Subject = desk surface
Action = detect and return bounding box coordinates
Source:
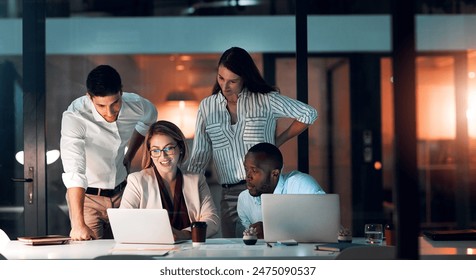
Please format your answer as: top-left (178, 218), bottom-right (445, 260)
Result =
top-left (420, 236), bottom-right (476, 259)
top-left (0, 238), bottom-right (338, 260)
top-left (2, 236), bottom-right (475, 260)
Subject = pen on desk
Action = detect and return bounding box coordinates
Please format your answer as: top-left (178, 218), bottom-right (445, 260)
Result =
top-left (266, 242), bottom-right (273, 248)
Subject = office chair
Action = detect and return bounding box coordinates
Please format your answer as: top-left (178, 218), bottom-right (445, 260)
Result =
top-left (0, 229), bottom-right (10, 246)
top-left (335, 246), bottom-right (396, 260)
top-left (0, 229), bottom-right (11, 259)
top-left (93, 254), bottom-right (156, 260)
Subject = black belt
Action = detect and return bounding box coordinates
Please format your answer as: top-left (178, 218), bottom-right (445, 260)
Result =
top-left (222, 180), bottom-right (246, 188)
top-left (85, 181), bottom-right (127, 197)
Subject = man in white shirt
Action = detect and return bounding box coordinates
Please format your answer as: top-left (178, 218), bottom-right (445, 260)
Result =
top-left (61, 65), bottom-right (157, 240)
top-left (237, 142), bottom-right (325, 238)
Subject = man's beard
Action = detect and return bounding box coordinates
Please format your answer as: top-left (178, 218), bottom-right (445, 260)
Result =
top-left (249, 181), bottom-right (273, 197)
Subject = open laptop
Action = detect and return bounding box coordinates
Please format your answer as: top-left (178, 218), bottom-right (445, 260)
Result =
top-left (107, 208), bottom-right (185, 244)
top-left (261, 193), bottom-right (340, 243)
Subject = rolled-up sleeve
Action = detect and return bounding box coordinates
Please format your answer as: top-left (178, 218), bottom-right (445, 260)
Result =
top-left (270, 92), bottom-right (318, 124)
top-left (135, 98), bottom-right (158, 136)
top-left (60, 112), bottom-right (88, 189)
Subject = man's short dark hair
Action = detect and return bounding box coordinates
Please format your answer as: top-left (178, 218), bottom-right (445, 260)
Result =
top-left (86, 65), bottom-right (122, 97)
top-left (248, 142), bottom-right (283, 170)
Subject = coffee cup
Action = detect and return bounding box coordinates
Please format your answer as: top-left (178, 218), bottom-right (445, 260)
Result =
top-left (191, 221), bottom-right (207, 247)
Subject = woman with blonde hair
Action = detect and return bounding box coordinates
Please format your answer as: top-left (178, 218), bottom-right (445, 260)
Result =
top-left (120, 120), bottom-right (219, 240)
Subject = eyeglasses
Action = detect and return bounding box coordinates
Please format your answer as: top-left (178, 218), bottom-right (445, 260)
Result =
top-left (150, 145), bottom-right (177, 158)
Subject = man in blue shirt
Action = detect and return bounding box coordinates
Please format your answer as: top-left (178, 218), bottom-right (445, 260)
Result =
top-left (237, 142), bottom-right (325, 238)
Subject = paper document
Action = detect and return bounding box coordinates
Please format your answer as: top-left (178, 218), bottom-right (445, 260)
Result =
top-left (110, 243), bottom-right (177, 256)
top-left (199, 244), bottom-right (266, 250)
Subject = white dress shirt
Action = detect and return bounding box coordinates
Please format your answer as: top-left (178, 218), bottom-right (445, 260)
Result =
top-left (61, 92), bottom-right (157, 190)
top-left (237, 171), bottom-right (326, 229)
top-left (187, 89), bottom-right (318, 185)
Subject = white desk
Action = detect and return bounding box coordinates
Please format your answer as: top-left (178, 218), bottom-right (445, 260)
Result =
top-left (2, 237), bottom-right (475, 260)
top-left (0, 239), bottom-right (337, 260)
top-left (420, 236), bottom-right (476, 259)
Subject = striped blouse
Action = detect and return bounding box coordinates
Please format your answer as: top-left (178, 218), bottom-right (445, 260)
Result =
top-left (187, 89), bottom-right (318, 185)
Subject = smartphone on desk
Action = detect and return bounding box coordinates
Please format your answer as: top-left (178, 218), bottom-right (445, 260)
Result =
top-left (276, 239), bottom-right (298, 246)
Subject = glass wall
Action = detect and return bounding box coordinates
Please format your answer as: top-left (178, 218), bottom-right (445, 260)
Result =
top-left (43, 53), bottom-right (347, 236)
top-left (2, 0), bottom-right (475, 251)
top-left (0, 56), bottom-right (23, 238)
top-left (4, 0), bottom-right (476, 19)
top-left (2, 0), bottom-right (393, 18)
top-left (381, 54), bottom-right (476, 231)
top-left (45, 54), bottom-right (224, 235)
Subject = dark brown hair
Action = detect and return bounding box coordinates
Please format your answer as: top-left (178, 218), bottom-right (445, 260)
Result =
top-left (86, 65), bottom-right (122, 97)
top-left (212, 47), bottom-right (276, 95)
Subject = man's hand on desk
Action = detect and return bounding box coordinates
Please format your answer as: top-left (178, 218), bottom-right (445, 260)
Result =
top-left (250, 222), bottom-right (264, 239)
top-left (70, 224), bottom-right (97, 241)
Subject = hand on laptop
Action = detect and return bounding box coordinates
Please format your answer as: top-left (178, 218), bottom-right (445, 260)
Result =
top-left (172, 228), bottom-right (192, 241)
top-left (250, 222), bottom-right (264, 239)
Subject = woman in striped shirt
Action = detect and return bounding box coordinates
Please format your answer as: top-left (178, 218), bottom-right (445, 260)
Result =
top-left (187, 47), bottom-right (318, 237)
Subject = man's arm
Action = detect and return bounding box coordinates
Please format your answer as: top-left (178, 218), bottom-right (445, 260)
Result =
top-left (123, 94), bottom-right (157, 172)
top-left (123, 130), bottom-right (145, 173)
top-left (61, 112), bottom-right (95, 240)
top-left (67, 187), bottom-right (96, 240)
top-left (237, 192), bottom-right (253, 230)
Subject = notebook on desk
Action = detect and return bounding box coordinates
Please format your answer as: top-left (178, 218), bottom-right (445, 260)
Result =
top-left (107, 208), bottom-right (185, 245)
top-left (261, 193), bottom-right (340, 243)
top-left (315, 242), bottom-right (369, 252)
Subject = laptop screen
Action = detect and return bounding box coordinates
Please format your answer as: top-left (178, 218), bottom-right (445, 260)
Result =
top-left (261, 194), bottom-right (340, 243)
top-left (107, 208), bottom-right (180, 244)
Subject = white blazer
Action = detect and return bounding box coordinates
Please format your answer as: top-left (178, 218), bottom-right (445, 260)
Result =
top-left (120, 167), bottom-right (220, 237)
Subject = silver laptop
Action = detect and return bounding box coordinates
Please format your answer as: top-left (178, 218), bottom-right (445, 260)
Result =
top-left (261, 193), bottom-right (340, 243)
top-left (107, 208), bottom-right (184, 244)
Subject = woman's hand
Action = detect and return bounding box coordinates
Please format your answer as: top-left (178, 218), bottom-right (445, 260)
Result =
top-left (275, 120), bottom-right (310, 147)
top-left (172, 228), bottom-right (192, 241)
